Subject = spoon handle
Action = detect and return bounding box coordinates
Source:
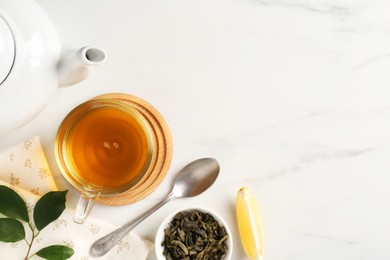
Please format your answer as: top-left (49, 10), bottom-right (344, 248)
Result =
top-left (89, 191), bottom-right (175, 258)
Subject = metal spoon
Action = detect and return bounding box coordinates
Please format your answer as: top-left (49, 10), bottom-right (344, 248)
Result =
top-left (89, 157), bottom-right (220, 257)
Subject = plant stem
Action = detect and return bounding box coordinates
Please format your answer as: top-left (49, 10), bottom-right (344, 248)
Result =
top-left (24, 223), bottom-right (39, 260)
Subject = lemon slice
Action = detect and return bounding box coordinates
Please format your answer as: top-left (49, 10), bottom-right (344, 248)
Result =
top-left (236, 187), bottom-right (264, 259)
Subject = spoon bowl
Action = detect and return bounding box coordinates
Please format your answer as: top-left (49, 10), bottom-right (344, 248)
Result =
top-left (171, 158), bottom-right (219, 197)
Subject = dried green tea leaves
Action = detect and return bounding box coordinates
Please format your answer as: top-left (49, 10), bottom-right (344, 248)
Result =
top-left (162, 210), bottom-right (229, 260)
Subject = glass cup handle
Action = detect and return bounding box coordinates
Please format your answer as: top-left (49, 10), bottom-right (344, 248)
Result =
top-left (74, 192), bottom-right (97, 224)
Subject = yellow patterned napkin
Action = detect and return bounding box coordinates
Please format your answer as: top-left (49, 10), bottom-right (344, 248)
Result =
top-left (0, 136), bottom-right (153, 259)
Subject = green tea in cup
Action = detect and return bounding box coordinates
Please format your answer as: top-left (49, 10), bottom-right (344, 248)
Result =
top-left (55, 98), bottom-right (155, 223)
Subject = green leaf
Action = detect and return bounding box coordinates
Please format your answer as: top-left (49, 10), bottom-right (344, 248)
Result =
top-left (0, 218), bottom-right (25, 242)
top-left (0, 185), bottom-right (29, 222)
top-left (33, 190), bottom-right (68, 231)
top-left (36, 245), bottom-right (74, 260)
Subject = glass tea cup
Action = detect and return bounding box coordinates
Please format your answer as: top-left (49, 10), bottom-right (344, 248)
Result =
top-left (55, 98), bottom-right (155, 224)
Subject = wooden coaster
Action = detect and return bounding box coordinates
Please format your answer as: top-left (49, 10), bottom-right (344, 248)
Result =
top-left (92, 93), bottom-right (173, 206)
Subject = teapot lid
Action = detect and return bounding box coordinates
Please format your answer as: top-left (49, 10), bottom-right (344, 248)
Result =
top-left (0, 16), bottom-right (14, 85)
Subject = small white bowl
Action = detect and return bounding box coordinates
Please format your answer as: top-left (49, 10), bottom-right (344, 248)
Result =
top-left (155, 207), bottom-right (233, 260)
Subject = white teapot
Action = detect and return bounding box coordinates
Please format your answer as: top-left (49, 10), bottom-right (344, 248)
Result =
top-left (0, 0), bottom-right (106, 134)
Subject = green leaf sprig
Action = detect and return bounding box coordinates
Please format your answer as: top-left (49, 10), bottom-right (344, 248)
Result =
top-left (0, 185), bottom-right (74, 260)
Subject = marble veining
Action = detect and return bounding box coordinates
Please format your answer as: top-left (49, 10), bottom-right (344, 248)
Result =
top-left (1, 0), bottom-right (390, 259)
top-left (250, 0), bottom-right (356, 18)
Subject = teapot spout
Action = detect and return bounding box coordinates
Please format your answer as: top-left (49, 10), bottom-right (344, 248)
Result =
top-left (58, 46), bottom-right (106, 87)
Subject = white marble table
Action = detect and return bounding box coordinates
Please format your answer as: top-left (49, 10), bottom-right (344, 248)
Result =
top-left (1, 0), bottom-right (390, 259)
